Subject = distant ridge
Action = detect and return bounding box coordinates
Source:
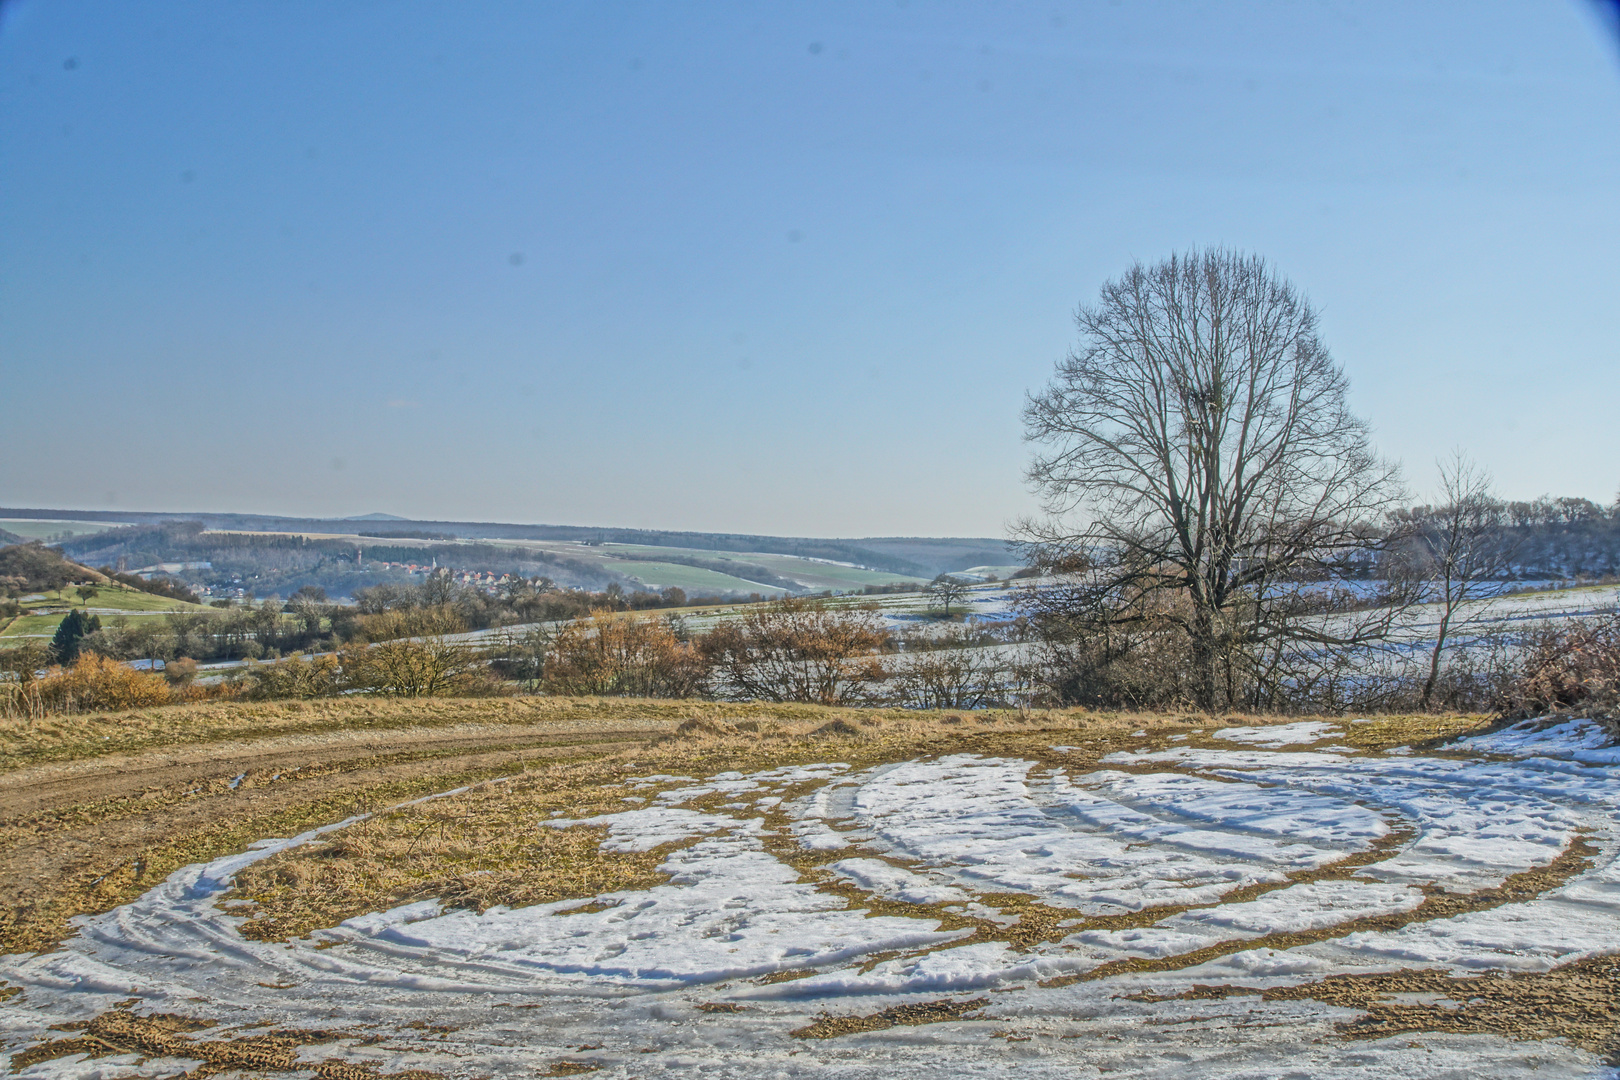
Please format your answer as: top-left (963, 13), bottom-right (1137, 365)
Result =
top-left (0, 507), bottom-right (1014, 577)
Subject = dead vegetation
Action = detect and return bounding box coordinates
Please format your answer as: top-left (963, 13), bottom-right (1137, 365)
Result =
top-left (229, 782), bottom-right (685, 941)
top-left (6, 692), bottom-right (1566, 1071)
top-left (10, 1007), bottom-right (438, 1078)
top-left (1273, 956), bottom-right (1620, 1060)
top-left (791, 996), bottom-right (990, 1039)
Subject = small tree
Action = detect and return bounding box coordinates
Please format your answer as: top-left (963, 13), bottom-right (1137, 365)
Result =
top-left (346, 636), bottom-right (476, 697)
top-left (1394, 452), bottom-right (1517, 710)
top-left (926, 575), bottom-right (971, 618)
top-left (544, 611), bottom-right (706, 698)
top-left (49, 610), bottom-right (101, 663)
top-left (75, 585), bottom-right (97, 606)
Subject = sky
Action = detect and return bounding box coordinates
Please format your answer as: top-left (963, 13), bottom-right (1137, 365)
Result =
top-left (3, 1), bottom-right (1620, 538)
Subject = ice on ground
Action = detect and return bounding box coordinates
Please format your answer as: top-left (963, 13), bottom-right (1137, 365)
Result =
top-left (1102, 745), bottom-right (1600, 893)
top-left (329, 829), bottom-right (965, 987)
top-left (1216, 720), bottom-right (1341, 747)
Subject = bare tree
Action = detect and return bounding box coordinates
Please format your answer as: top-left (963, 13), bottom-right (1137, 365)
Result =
top-left (926, 574), bottom-right (971, 618)
top-left (1397, 452), bottom-right (1516, 710)
top-left (347, 636), bottom-right (476, 697)
top-left (1020, 249), bottom-right (1407, 710)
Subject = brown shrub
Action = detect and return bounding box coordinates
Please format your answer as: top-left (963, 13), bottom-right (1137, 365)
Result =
top-left (35, 654), bottom-right (174, 713)
top-left (544, 611), bottom-right (707, 698)
top-left (1500, 613), bottom-right (1620, 721)
top-left (351, 604), bottom-right (466, 643)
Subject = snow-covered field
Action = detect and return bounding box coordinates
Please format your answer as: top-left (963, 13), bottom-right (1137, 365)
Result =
top-left (4, 719), bottom-right (1619, 1077)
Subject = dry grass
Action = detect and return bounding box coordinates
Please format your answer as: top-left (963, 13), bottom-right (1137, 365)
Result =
top-left (1271, 956), bottom-right (1620, 1060)
top-left (1, 695), bottom-right (1495, 964)
top-left (0, 754), bottom-right (598, 956)
top-left (8, 697), bottom-right (1589, 1068)
top-left (11, 1008), bottom-right (439, 1078)
top-left (229, 769), bottom-right (687, 941)
top-left (0, 695), bottom-right (1033, 773)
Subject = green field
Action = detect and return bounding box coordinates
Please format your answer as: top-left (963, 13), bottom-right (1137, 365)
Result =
top-left (0, 613), bottom-right (69, 639)
top-left (0, 519), bottom-right (116, 541)
top-left (617, 560), bottom-right (790, 595)
top-left (24, 585), bottom-right (214, 614)
top-left (2, 584), bottom-right (218, 640)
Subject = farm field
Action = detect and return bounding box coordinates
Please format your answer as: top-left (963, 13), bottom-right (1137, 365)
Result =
top-left (0, 520), bottom-right (114, 542)
top-left (2, 699), bottom-right (1616, 1077)
top-left (20, 585), bottom-right (214, 614)
top-left (599, 544), bottom-right (927, 591)
top-left (489, 538), bottom-right (929, 594)
top-left (612, 558), bottom-right (790, 595)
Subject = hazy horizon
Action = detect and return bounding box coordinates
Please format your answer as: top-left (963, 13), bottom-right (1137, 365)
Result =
top-left (5, 1), bottom-right (1620, 535)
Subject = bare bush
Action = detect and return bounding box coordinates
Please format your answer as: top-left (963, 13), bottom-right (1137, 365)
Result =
top-left (543, 612), bottom-right (707, 698)
top-left (30, 654), bottom-right (181, 713)
top-left (233, 653), bottom-right (346, 700)
top-left (345, 637), bottom-right (488, 698)
top-left (890, 630), bottom-right (1009, 710)
top-left (699, 599), bottom-right (889, 705)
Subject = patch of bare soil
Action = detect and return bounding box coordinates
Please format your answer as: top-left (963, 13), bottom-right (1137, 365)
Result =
top-left (1278, 956), bottom-right (1620, 1061)
top-left (792, 996), bottom-right (990, 1039)
top-left (0, 701), bottom-right (1488, 966)
top-left (210, 709), bottom-right (1494, 955)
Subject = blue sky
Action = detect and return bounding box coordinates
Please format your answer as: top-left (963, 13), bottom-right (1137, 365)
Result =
top-left (3, 1), bottom-right (1618, 536)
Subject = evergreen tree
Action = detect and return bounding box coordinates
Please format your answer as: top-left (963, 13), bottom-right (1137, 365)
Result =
top-left (49, 610), bottom-right (101, 663)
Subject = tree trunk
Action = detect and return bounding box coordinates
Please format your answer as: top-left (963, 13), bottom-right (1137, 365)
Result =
top-left (1189, 608), bottom-right (1220, 712)
top-left (1421, 607), bottom-right (1452, 712)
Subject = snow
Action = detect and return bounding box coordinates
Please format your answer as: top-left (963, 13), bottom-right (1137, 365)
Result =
top-left (1466, 716), bottom-right (1620, 766)
top-left (1215, 720), bottom-right (1341, 747)
top-left (5, 720), bottom-right (1620, 1078)
top-left (825, 858), bottom-right (968, 905)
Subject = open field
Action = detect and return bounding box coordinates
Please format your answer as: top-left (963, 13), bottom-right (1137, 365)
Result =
top-left (18, 585), bottom-right (214, 614)
top-left (0, 615), bottom-right (64, 640)
top-left (0, 520), bottom-right (115, 541)
top-left (3, 697), bottom-right (1618, 1077)
top-left (1, 585), bottom-right (218, 640)
top-left (162, 531), bottom-right (921, 595)
top-left (612, 558), bottom-right (789, 595)
top-left (600, 544), bottom-right (926, 591)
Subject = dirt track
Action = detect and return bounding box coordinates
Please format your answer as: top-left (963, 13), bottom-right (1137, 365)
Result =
top-left (0, 717), bottom-right (682, 955)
